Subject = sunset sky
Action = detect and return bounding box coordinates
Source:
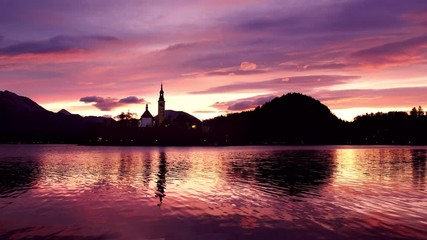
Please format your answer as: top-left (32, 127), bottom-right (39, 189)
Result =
top-left (1, 0), bottom-right (427, 121)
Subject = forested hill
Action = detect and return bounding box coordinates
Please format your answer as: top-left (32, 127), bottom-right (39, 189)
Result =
top-left (203, 93), bottom-right (427, 145)
top-left (203, 93), bottom-right (345, 145)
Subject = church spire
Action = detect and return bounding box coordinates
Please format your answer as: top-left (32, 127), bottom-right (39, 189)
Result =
top-left (158, 83), bottom-right (165, 126)
top-left (159, 82), bottom-right (164, 102)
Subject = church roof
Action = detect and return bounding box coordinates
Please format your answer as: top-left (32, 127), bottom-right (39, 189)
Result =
top-left (141, 104), bottom-right (153, 118)
top-left (141, 110), bottom-right (153, 118)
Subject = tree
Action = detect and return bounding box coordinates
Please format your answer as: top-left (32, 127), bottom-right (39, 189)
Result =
top-left (410, 107), bottom-right (418, 117)
top-left (418, 106), bottom-right (425, 117)
top-left (114, 111), bottom-right (137, 121)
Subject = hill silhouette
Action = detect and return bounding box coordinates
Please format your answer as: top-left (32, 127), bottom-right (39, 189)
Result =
top-left (203, 93), bottom-right (345, 145)
top-left (160, 110), bottom-right (201, 127)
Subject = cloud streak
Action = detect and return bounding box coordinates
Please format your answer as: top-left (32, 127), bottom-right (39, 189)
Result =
top-left (316, 86), bottom-right (427, 109)
top-left (191, 75), bottom-right (359, 94)
top-left (351, 34), bottom-right (427, 67)
top-left (0, 35), bottom-right (119, 56)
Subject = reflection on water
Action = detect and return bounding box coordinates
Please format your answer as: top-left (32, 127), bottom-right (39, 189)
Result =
top-left (0, 145), bottom-right (426, 239)
top-left (156, 151), bottom-right (167, 206)
top-left (227, 150), bottom-right (335, 198)
top-left (412, 149), bottom-right (426, 190)
top-left (0, 157), bottom-right (39, 198)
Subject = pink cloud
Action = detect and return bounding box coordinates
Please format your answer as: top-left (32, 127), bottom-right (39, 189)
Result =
top-left (239, 61), bottom-right (257, 71)
top-left (403, 10), bottom-right (427, 23)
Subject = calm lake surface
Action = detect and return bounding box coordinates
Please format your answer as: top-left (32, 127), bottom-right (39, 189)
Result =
top-left (0, 145), bottom-right (426, 239)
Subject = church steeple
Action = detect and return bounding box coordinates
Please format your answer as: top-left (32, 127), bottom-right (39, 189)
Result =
top-left (158, 83), bottom-right (165, 126)
top-left (159, 83), bottom-right (164, 102)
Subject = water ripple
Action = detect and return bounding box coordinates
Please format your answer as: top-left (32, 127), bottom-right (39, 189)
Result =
top-left (0, 145), bottom-right (426, 239)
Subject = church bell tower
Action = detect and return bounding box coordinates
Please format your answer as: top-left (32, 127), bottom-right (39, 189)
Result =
top-left (158, 83), bottom-right (165, 126)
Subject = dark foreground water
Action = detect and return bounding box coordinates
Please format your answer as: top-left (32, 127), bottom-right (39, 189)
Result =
top-left (0, 145), bottom-right (426, 240)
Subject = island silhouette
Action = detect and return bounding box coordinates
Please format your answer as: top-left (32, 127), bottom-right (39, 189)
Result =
top-left (1, 88), bottom-right (426, 145)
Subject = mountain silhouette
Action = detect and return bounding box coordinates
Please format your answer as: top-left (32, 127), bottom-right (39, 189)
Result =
top-left (0, 90), bottom-right (112, 143)
top-left (58, 109), bottom-right (72, 115)
top-left (0, 90), bottom-right (46, 113)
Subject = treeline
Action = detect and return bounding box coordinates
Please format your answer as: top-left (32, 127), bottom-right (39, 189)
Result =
top-left (350, 109), bottom-right (427, 145)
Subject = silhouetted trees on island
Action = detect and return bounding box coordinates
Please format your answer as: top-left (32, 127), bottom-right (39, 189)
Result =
top-left (350, 110), bottom-right (427, 145)
top-left (1, 90), bottom-right (427, 145)
top-left (410, 106), bottom-right (425, 118)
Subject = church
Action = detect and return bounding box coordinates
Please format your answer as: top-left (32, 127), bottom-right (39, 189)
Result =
top-left (139, 84), bottom-right (166, 127)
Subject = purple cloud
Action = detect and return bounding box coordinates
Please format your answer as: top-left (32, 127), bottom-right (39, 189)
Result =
top-left (0, 35), bottom-right (118, 55)
top-left (118, 96), bottom-right (145, 104)
top-left (205, 69), bottom-right (266, 77)
top-left (80, 96), bottom-right (105, 103)
top-left (234, 0), bottom-right (425, 35)
top-left (190, 75), bottom-right (358, 94)
top-left (211, 95), bottom-right (277, 111)
top-left (80, 95), bottom-right (146, 111)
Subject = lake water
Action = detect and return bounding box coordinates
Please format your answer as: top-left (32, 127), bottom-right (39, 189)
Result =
top-left (0, 145), bottom-right (426, 239)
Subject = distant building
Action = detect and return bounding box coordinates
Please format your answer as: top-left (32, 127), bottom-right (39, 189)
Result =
top-left (139, 104), bottom-right (153, 127)
top-left (139, 84), bottom-right (170, 127)
top-left (157, 83), bottom-right (166, 126)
